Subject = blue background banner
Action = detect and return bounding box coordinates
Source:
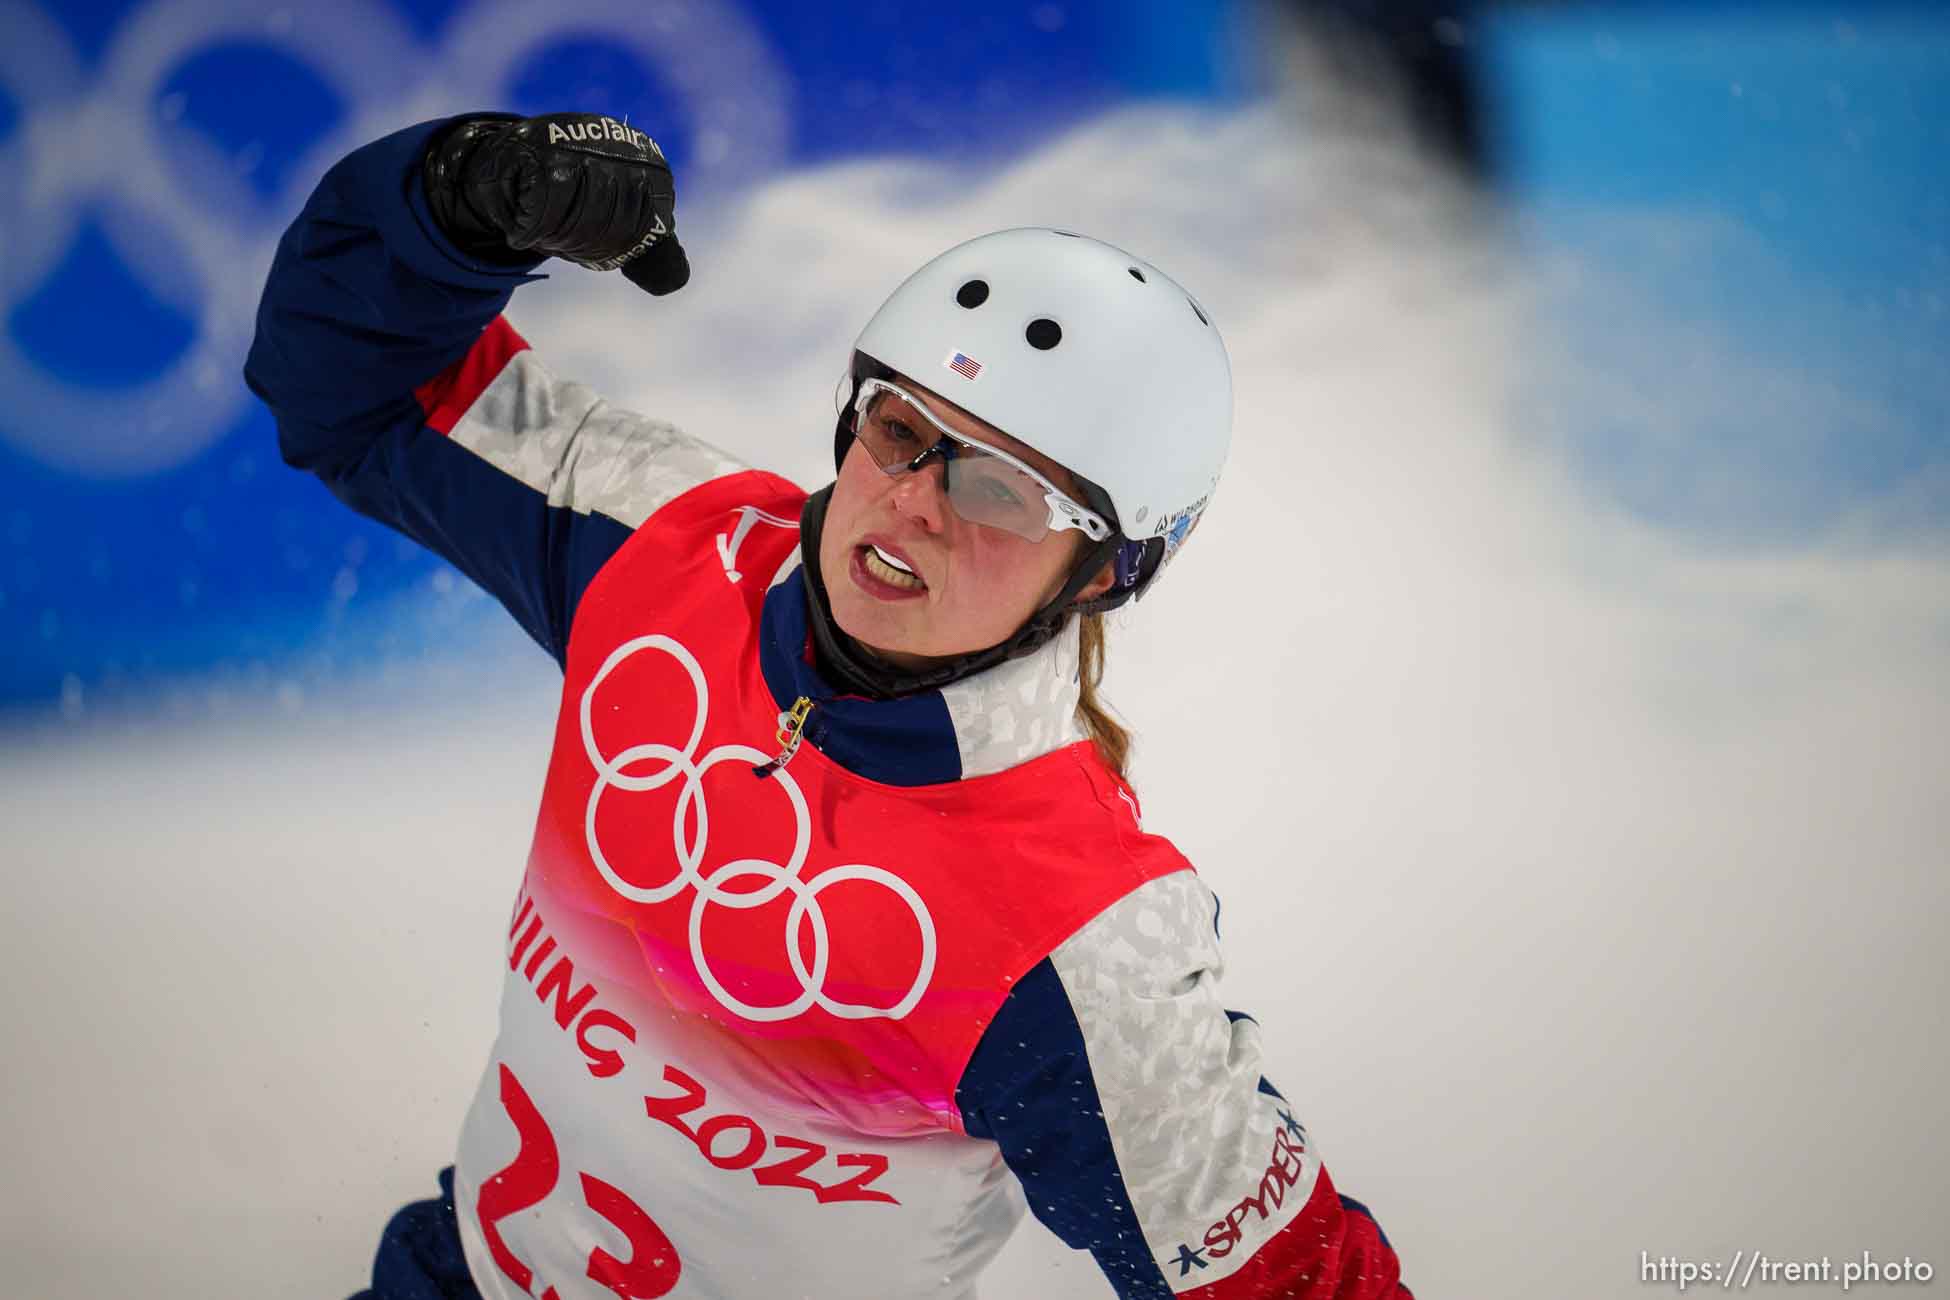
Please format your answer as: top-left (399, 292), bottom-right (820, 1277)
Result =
top-left (1, 0), bottom-right (1261, 711)
top-left (1, 0), bottom-right (1944, 713)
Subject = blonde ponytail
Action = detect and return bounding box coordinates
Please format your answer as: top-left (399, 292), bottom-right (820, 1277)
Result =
top-left (1074, 614), bottom-right (1131, 779)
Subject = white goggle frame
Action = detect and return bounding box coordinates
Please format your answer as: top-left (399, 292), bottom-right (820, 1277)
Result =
top-left (851, 377), bottom-right (1112, 543)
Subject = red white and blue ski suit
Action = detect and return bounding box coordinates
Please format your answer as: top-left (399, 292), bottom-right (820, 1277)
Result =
top-left (246, 119), bottom-right (1413, 1300)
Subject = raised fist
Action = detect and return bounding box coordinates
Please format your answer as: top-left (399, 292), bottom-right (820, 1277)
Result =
top-left (422, 112), bottom-right (689, 295)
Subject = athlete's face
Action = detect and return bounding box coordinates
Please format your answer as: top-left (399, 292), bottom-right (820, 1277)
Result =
top-left (819, 377), bottom-right (1115, 669)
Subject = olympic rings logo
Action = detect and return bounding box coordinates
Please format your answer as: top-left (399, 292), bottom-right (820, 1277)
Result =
top-left (578, 634), bottom-right (938, 1024)
top-left (0, 0), bottom-right (788, 478)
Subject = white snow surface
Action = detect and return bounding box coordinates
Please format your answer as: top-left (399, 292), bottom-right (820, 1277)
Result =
top-left (5, 83), bottom-right (1948, 1299)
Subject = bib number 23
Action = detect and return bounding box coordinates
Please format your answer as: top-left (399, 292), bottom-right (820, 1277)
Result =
top-left (476, 1063), bottom-right (683, 1299)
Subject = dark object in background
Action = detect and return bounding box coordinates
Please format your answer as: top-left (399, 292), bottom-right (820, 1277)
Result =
top-left (1284, 0), bottom-right (1491, 176)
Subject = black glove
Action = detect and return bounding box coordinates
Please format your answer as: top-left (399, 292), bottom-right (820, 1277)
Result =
top-left (422, 113), bottom-right (690, 295)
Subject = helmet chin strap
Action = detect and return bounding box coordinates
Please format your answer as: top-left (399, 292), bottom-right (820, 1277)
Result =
top-left (798, 485), bottom-right (1120, 701)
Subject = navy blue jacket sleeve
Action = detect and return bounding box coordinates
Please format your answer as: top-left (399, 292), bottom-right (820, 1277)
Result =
top-left (961, 958), bottom-right (1178, 1298)
top-left (244, 117), bottom-right (742, 666)
top-left (958, 873), bottom-right (1413, 1298)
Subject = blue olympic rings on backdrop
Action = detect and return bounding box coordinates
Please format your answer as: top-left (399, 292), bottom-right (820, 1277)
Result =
top-left (0, 0), bottom-right (790, 479)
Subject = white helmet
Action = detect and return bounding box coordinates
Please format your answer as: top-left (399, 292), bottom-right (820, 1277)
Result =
top-left (843, 227), bottom-right (1232, 606)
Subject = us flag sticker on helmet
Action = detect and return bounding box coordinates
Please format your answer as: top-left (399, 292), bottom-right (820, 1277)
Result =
top-left (945, 351), bottom-right (983, 381)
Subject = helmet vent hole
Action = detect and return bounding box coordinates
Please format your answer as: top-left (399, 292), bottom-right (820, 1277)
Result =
top-left (1188, 298), bottom-right (1209, 326)
top-left (1128, 267), bottom-right (1146, 283)
top-left (955, 279), bottom-right (990, 309)
top-left (1051, 229), bottom-right (1080, 238)
top-left (1025, 318), bottom-right (1063, 350)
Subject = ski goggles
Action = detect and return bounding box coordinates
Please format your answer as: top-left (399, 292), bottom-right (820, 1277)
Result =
top-left (848, 378), bottom-right (1113, 544)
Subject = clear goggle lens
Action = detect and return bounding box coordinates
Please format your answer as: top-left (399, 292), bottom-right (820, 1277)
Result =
top-left (850, 379), bottom-right (1110, 544)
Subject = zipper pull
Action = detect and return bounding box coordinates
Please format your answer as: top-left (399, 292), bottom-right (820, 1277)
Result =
top-left (752, 695), bottom-right (815, 780)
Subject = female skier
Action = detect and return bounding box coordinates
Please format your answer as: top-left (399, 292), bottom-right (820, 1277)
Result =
top-left (248, 111), bottom-right (1413, 1300)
